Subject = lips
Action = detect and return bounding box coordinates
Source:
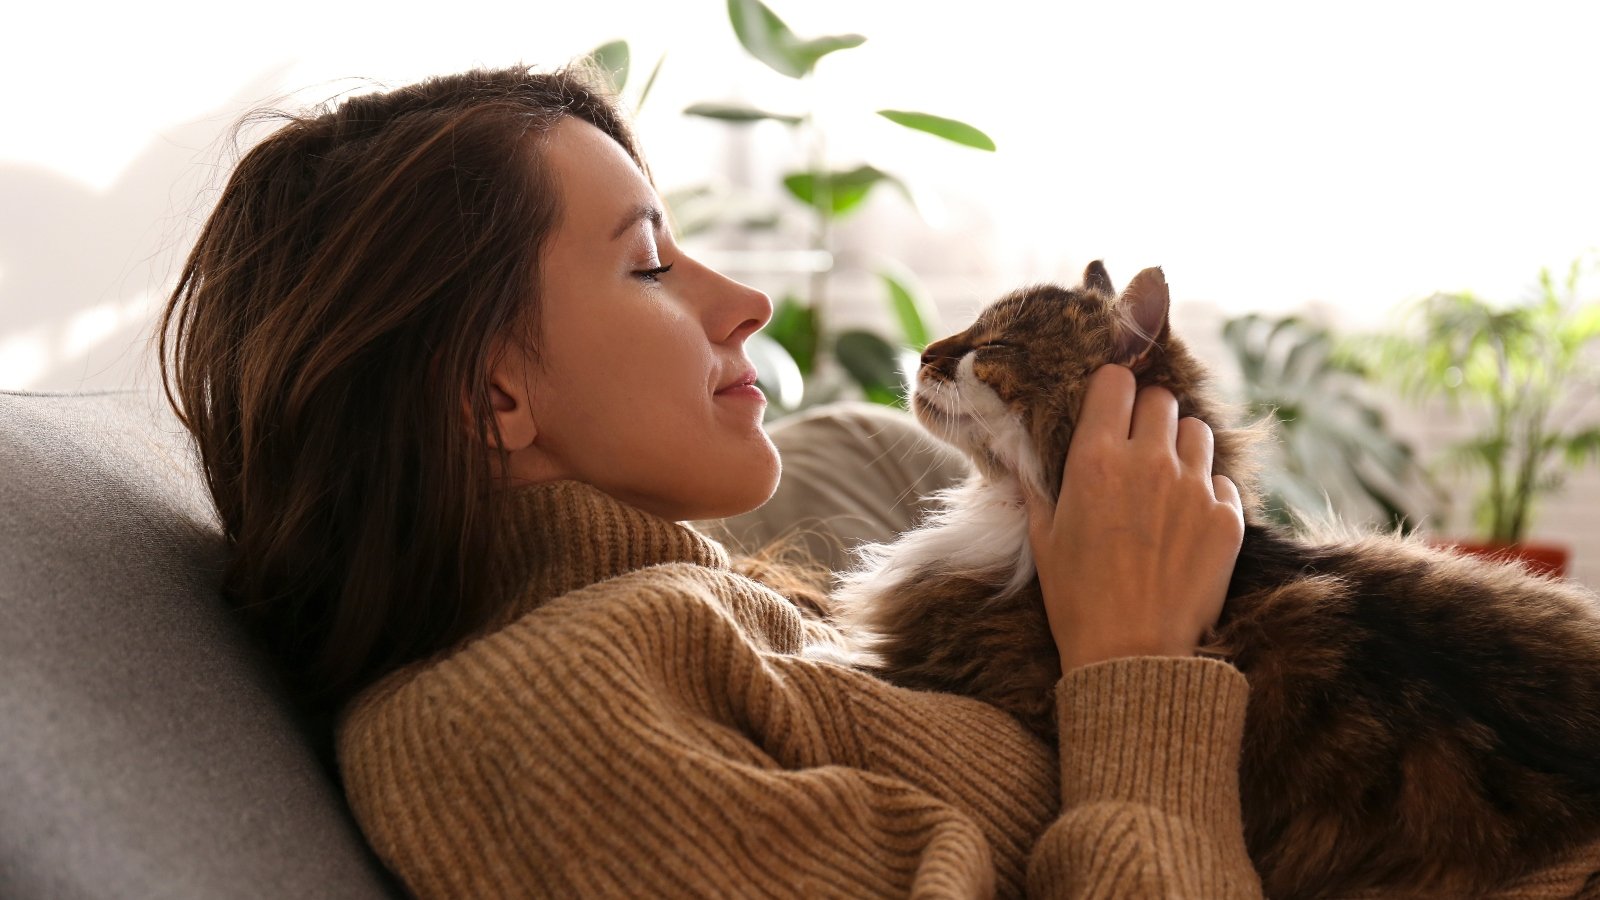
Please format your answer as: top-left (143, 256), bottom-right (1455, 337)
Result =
top-left (714, 366), bottom-right (759, 394)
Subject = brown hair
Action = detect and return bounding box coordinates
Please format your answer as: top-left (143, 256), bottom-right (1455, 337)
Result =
top-left (158, 64), bottom-right (643, 773)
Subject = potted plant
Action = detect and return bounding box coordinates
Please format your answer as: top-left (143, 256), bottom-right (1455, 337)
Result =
top-left (1352, 256), bottom-right (1600, 576)
top-left (681, 0), bottom-right (994, 418)
top-left (583, 5), bottom-right (985, 420)
top-left (1221, 312), bottom-right (1440, 532)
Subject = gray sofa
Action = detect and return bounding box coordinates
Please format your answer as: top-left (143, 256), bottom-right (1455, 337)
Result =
top-left (0, 389), bottom-right (967, 899)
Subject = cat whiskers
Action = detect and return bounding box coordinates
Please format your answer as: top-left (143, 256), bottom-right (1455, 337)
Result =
top-left (914, 376), bottom-right (957, 420)
top-left (950, 356), bottom-right (1001, 448)
top-left (851, 409), bottom-right (962, 514)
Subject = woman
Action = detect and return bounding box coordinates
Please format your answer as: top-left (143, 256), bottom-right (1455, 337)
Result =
top-left (156, 65), bottom-right (1596, 898)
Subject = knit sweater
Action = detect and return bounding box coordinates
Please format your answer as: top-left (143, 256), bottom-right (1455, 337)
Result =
top-left (335, 479), bottom-right (1600, 898)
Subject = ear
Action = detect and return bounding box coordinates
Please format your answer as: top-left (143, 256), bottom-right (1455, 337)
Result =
top-left (1113, 266), bottom-right (1170, 368)
top-left (1081, 260), bottom-right (1114, 296)
top-left (464, 340), bottom-right (539, 452)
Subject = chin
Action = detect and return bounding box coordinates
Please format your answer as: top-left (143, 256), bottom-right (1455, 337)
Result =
top-left (662, 441), bottom-right (779, 523)
top-left (912, 389), bottom-right (977, 455)
top-left (704, 450), bottom-right (781, 520)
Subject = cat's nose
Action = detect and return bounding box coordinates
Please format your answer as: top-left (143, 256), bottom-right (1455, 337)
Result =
top-left (919, 346), bottom-right (956, 381)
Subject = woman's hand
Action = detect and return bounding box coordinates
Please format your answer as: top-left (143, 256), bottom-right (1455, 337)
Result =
top-left (1023, 364), bottom-right (1244, 673)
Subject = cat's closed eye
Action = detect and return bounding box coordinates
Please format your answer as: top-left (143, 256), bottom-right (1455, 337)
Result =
top-left (974, 341), bottom-right (1014, 354)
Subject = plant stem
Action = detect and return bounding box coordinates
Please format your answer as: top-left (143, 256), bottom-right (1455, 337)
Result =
top-left (1508, 391), bottom-right (1547, 544)
top-left (1487, 385), bottom-right (1511, 542)
top-left (804, 89), bottom-right (832, 386)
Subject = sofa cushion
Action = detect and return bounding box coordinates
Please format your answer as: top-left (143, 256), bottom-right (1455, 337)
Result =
top-left (0, 390), bottom-right (401, 900)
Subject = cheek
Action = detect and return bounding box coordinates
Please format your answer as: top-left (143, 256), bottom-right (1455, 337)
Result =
top-left (529, 318), bottom-right (643, 433)
top-left (560, 299), bottom-right (670, 375)
top-left (592, 315), bottom-right (711, 423)
top-left (956, 356), bottom-right (1015, 422)
top-left (965, 359), bottom-right (1053, 482)
top-left (538, 281), bottom-right (713, 427)
top-left (972, 359), bottom-right (1024, 405)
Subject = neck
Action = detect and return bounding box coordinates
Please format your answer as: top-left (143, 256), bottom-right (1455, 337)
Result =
top-left (476, 479), bottom-right (730, 636)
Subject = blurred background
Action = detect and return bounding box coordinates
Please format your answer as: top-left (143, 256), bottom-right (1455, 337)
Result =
top-left (2, 0), bottom-right (1596, 583)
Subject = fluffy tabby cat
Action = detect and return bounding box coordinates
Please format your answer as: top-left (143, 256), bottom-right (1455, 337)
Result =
top-left (828, 262), bottom-right (1600, 899)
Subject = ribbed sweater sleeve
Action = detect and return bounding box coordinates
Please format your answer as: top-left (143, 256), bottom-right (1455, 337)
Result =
top-left (336, 569), bottom-right (1600, 897)
top-left (1027, 656), bottom-right (1264, 898)
top-left (340, 565), bottom-right (1019, 897)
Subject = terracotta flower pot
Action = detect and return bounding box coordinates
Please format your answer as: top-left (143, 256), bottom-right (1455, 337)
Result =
top-left (1433, 540), bottom-right (1571, 579)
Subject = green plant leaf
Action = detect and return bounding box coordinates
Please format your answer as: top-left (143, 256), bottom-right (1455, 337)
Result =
top-left (1282, 327), bottom-right (1330, 387)
top-left (1221, 315), bottom-right (1265, 384)
top-left (661, 184), bottom-right (784, 238)
top-left (727, 0), bottom-right (804, 77)
top-left (635, 53), bottom-right (667, 112)
top-left (1565, 426), bottom-right (1600, 466)
top-left (661, 184), bottom-right (714, 238)
top-left (1349, 463), bottom-right (1418, 533)
top-left (1221, 310), bottom-right (1438, 532)
top-left (683, 102), bottom-right (803, 125)
top-left (876, 110), bottom-right (996, 151)
top-left (793, 33), bottom-right (867, 72)
top-left (835, 329), bottom-right (905, 406)
top-left (1563, 302), bottom-right (1600, 350)
top-left (782, 165), bottom-right (897, 217)
top-left (763, 295), bottom-right (818, 374)
top-left (585, 40), bottom-right (630, 94)
top-left (726, 0), bottom-right (862, 78)
top-left (746, 332), bottom-right (805, 410)
top-left (879, 269), bottom-right (936, 349)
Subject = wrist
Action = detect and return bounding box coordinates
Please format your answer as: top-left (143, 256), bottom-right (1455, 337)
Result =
top-left (1059, 642), bottom-right (1191, 673)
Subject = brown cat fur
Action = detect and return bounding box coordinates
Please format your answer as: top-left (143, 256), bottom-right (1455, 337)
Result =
top-left (830, 262), bottom-right (1600, 899)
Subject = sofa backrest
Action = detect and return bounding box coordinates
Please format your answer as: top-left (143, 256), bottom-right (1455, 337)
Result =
top-left (0, 390), bottom-right (401, 899)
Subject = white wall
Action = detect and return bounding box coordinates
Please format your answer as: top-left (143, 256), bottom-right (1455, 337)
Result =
top-left (2, 0), bottom-right (1596, 583)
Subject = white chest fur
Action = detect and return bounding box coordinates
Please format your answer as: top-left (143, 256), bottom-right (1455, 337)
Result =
top-left (810, 474), bottom-right (1037, 664)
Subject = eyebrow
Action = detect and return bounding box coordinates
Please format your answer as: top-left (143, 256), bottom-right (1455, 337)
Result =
top-left (610, 203), bottom-right (666, 241)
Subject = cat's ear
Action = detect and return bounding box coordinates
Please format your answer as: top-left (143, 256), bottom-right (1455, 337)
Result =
top-left (1081, 260), bottom-right (1114, 296)
top-left (1113, 266), bottom-right (1170, 368)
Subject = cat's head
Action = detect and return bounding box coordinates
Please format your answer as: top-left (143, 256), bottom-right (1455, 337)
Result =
top-left (913, 261), bottom-right (1261, 516)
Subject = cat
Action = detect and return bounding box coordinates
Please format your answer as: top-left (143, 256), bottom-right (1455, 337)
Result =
top-left (826, 262), bottom-right (1600, 900)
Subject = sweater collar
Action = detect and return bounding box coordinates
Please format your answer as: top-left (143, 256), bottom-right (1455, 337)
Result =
top-left (481, 479), bottom-right (731, 630)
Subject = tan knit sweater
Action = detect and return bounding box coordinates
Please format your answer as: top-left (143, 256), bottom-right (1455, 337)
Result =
top-left (335, 480), bottom-right (1600, 898)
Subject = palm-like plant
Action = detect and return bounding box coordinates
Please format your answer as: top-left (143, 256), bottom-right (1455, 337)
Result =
top-left (1355, 257), bottom-right (1600, 543)
top-left (1222, 313), bottom-right (1438, 531)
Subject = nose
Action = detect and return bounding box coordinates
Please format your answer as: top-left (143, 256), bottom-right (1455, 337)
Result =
top-left (731, 283), bottom-right (773, 343)
top-left (919, 340), bottom-right (959, 381)
top-left (706, 264), bottom-right (772, 344)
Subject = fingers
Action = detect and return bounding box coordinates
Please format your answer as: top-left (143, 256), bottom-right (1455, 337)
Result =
top-left (1073, 365), bottom-right (1137, 449)
top-left (1213, 474), bottom-right (1243, 516)
top-left (1130, 385), bottom-right (1179, 447)
top-left (1176, 415), bottom-right (1215, 477)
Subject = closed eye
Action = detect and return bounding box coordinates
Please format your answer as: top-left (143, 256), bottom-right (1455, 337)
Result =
top-left (974, 341), bottom-right (1014, 354)
top-left (634, 262), bottom-right (674, 283)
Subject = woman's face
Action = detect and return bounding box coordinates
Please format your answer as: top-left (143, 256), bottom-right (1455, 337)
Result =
top-left (489, 117), bottom-right (780, 522)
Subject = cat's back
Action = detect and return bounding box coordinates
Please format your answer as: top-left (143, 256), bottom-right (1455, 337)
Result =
top-left (1221, 524), bottom-right (1600, 708)
top-left (1226, 523), bottom-right (1600, 666)
top-left (1208, 524), bottom-right (1600, 897)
